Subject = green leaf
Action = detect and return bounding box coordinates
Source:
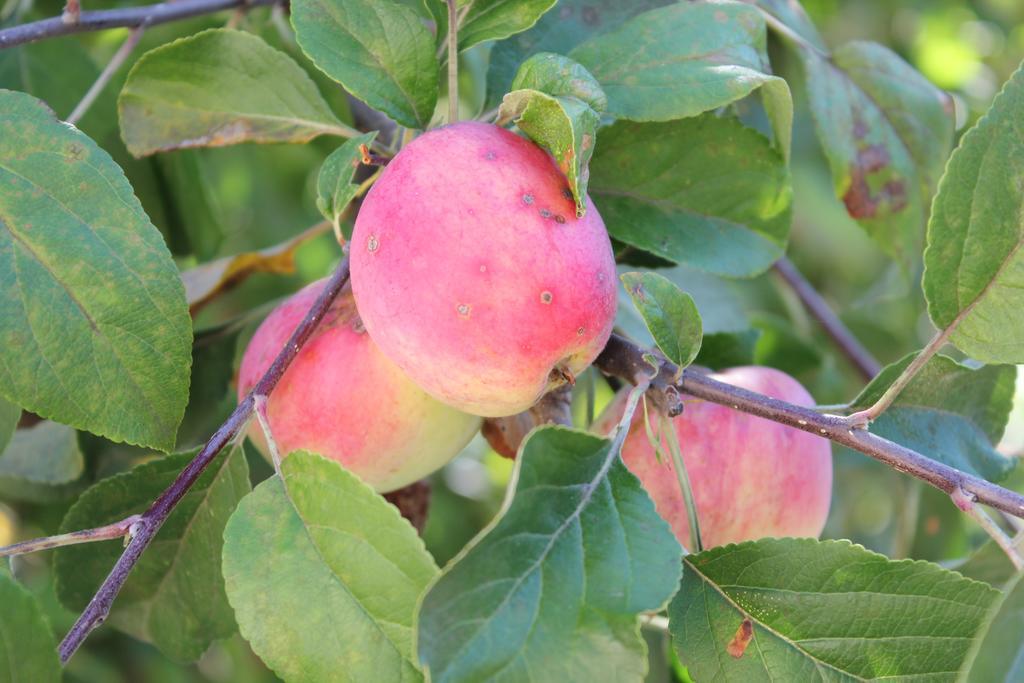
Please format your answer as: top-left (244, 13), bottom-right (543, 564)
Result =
top-left (590, 116), bottom-right (791, 277)
top-left (803, 41), bottom-right (954, 270)
top-left (620, 272), bottom-right (702, 369)
top-left (292, 0), bottom-right (438, 129)
top-left (0, 573), bottom-right (61, 683)
top-left (120, 29), bottom-right (347, 157)
top-left (55, 446), bottom-right (250, 663)
top-left (0, 90), bottom-right (192, 452)
top-left (223, 451), bottom-right (437, 682)
top-left (417, 425), bottom-right (683, 682)
top-left (958, 572), bottom-right (1024, 682)
top-left (670, 538), bottom-right (999, 681)
top-left (0, 421), bottom-right (84, 503)
top-left (458, 0), bottom-right (557, 53)
top-left (570, 2), bottom-right (792, 158)
top-left (485, 0), bottom-right (673, 110)
top-left (316, 132), bottom-right (376, 239)
top-left (851, 355), bottom-right (1015, 482)
top-left (0, 395), bottom-right (18, 454)
top-left (923, 63), bottom-right (1024, 364)
top-left (499, 53), bottom-right (605, 216)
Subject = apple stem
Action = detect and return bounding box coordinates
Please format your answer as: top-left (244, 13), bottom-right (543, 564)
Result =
top-left (253, 394), bottom-right (282, 475)
top-left (57, 256), bottom-right (352, 665)
top-left (844, 326), bottom-right (952, 429)
top-left (446, 0), bottom-right (459, 124)
top-left (595, 333), bottom-right (1024, 521)
top-left (952, 487), bottom-right (1024, 571)
top-left (0, 514), bottom-right (142, 559)
top-left (772, 257), bottom-right (881, 383)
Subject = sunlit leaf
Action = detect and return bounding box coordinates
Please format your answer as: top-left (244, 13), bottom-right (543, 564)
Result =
top-left (223, 451), bottom-right (437, 682)
top-left (924, 63), bottom-right (1024, 364)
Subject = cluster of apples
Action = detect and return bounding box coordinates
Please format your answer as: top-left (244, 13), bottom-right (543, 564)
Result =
top-left (237, 122), bottom-right (832, 549)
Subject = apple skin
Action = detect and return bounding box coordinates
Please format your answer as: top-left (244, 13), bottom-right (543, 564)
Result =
top-left (350, 121), bottom-right (617, 417)
top-left (593, 367), bottom-right (833, 549)
top-left (236, 279), bottom-right (481, 493)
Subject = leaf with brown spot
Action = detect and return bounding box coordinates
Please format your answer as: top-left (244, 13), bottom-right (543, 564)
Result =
top-left (726, 618), bottom-right (753, 659)
top-left (799, 40), bottom-right (953, 271)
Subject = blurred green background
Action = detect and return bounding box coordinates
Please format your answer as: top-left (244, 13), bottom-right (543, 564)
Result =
top-left (1, 0), bottom-right (1023, 680)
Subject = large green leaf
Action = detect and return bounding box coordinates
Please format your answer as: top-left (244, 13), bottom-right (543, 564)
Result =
top-left (120, 29), bottom-right (348, 157)
top-left (570, 1), bottom-right (792, 157)
top-left (485, 0), bottom-right (673, 110)
top-left (55, 446), bottom-right (250, 663)
top-left (958, 572), bottom-right (1024, 682)
top-left (850, 355), bottom-right (1015, 482)
top-left (0, 421), bottom-right (84, 503)
top-left (317, 132), bottom-right (376, 240)
top-left (620, 272), bottom-right (702, 369)
top-left (458, 0), bottom-right (557, 53)
top-left (498, 53), bottom-right (605, 216)
top-left (670, 538), bottom-right (999, 681)
top-left (923, 63), bottom-right (1024, 364)
top-left (0, 573), bottom-right (61, 683)
top-left (417, 426), bottom-right (683, 682)
top-left (590, 116), bottom-right (791, 277)
top-left (223, 451), bottom-right (438, 682)
top-left (803, 41), bottom-right (954, 270)
top-left (292, 0), bottom-right (438, 129)
top-left (0, 90), bottom-right (191, 452)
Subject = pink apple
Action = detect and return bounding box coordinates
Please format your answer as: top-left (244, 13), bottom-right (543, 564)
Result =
top-left (350, 121), bottom-right (617, 417)
top-left (593, 366), bottom-right (833, 549)
top-left (237, 279), bottom-right (481, 492)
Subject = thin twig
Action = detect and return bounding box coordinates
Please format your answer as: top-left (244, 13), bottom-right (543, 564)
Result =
top-left (58, 257), bottom-right (351, 664)
top-left (0, 0), bottom-right (278, 49)
top-left (0, 515), bottom-right (141, 559)
top-left (253, 394), bottom-right (282, 474)
top-left (846, 326), bottom-right (952, 427)
top-left (951, 487), bottom-right (1024, 571)
top-left (595, 333), bottom-right (1024, 520)
top-left (66, 27), bottom-right (144, 126)
top-left (772, 257), bottom-right (881, 382)
top-left (660, 411), bottom-right (702, 553)
top-left (445, 0), bottom-right (458, 124)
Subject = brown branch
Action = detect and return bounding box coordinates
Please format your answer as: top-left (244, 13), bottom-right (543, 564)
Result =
top-left (0, 0), bottom-right (278, 49)
top-left (773, 257), bottom-right (882, 382)
top-left (58, 256), bottom-right (351, 664)
top-left (595, 333), bottom-right (1024, 520)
